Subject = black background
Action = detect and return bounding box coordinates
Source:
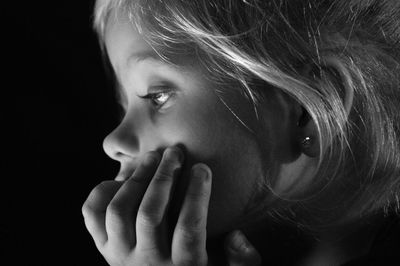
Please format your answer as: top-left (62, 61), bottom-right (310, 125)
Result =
top-left (2, 1), bottom-right (118, 265)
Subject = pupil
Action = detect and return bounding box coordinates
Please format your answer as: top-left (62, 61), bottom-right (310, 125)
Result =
top-left (156, 93), bottom-right (167, 103)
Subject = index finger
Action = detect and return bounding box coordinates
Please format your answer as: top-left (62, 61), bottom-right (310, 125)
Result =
top-left (105, 151), bottom-right (160, 250)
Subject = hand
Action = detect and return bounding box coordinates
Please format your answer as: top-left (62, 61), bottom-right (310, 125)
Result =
top-left (82, 146), bottom-right (262, 266)
top-left (82, 146), bottom-right (212, 265)
top-left (224, 230), bottom-right (262, 266)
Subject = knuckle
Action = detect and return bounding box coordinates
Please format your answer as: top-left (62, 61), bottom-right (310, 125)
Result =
top-left (155, 161), bottom-right (182, 183)
top-left (81, 202), bottom-right (94, 218)
top-left (136, 208), bottom-right (162, 229)
top-left (91, 180), bottom-right (115, 199)
top-left (106, 202), bottom-right (126, 218)
top-left (102, 244), bottom-right (129, 266)
top-left (173, 239), bottom-right (207, 266)
top-left (153, 170), bottom-right (174, 183)
top-left (97, 180), bottom-right (116, 191)
top-left (126, 175), bottom-right (145, 186)
top-left (82, 181), bottom-right (116, 217)
top-left (175, 225), bottom-right (202, 246)
top-left (187, 187), bottom-right (209, 200)
top-left (179, 216), bottom-right (205, 234)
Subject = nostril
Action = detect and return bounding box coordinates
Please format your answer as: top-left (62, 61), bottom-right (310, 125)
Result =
top-left (115, 151), bottom-right (125, 159)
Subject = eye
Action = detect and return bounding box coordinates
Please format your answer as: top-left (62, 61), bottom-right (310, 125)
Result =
top-left (139, 89), bottom-right (176, 110)
top-left (151, 92), bottom-right (170, 106)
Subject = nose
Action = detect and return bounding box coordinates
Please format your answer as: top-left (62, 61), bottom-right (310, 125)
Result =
top-left (102, 119), bottom-right (140, 162)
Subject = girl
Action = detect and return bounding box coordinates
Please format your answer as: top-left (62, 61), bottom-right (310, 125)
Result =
top-left (82, 0), bottom-right (400, 265)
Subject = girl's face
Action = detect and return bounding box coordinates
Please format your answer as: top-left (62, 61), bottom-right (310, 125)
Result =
top-left (102, 13), bottom-right (278, 236)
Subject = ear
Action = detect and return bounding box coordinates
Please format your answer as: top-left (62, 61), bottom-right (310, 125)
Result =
top-left (297, 56), bottom-right (354, 158)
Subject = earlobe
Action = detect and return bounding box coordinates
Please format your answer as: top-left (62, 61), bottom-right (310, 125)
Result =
top-left (297, 56), bottom-right (355, 158)
top-left (297, 107), bottom-right (320, 158)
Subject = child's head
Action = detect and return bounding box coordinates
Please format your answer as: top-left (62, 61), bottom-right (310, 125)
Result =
top-left (94, 0), bottom-right (400, 235)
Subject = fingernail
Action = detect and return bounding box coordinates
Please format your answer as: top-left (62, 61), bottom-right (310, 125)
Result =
top-left (115, 175), bottom-right (127, 181)
top-left (230, 230), bottom-right (249, 252)
top-left (191, 164), bottom-right (209, 181)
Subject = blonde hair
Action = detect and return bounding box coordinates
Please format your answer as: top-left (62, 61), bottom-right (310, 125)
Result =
top-left (93, 0), bottom-right (400, 229)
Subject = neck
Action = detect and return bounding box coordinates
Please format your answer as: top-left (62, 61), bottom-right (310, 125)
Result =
top-left (240, 214), bottom-right (384, 266)
top-left (300, 216), bottom-right (383, 266)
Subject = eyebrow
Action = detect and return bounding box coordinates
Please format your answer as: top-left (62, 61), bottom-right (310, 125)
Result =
top-left (127, 50), bottom-right (164, 66)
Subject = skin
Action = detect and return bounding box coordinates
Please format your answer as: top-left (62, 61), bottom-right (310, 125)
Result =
top-left (82, 11), bottom-right (271, 265)
top-left (83, 9), bottom-right (378, 266)
top-left (100, 12), bottom-right (268, 237)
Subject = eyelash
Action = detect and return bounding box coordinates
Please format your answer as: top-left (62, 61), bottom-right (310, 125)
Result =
top-left (139, 90), bottom-right (175, 109)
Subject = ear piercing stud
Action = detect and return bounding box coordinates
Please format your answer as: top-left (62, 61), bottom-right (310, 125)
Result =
top-left (301, 136), bottom-right (312, 149)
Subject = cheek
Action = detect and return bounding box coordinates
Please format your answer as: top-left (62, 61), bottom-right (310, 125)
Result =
top-left (156, 90), bottom-right (229, 159)
top-left (159, 95), bottom-right (265, 235)
top-left (161, 93), bottom-right (243, 165)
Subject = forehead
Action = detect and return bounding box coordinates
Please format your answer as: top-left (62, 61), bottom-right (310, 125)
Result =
top-left (104, 11), bottom-right (153, 70)
top-left (103, 8), bottom-right (200, 72)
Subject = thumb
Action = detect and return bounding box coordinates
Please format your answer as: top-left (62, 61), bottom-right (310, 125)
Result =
top-left (224, 230), bottom-right (262, 266)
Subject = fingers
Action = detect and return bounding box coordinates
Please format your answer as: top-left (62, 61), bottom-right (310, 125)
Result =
top-left (224, 230), bottom-right (262, 266)
top-left (82, 180), bottom-right (124, 248)
top-left (105, 151), bottom-right (160, 251)
top-left (136, 146), bottom-right (183, 252)
top-left (172, 164), bottom-right (212, 265)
